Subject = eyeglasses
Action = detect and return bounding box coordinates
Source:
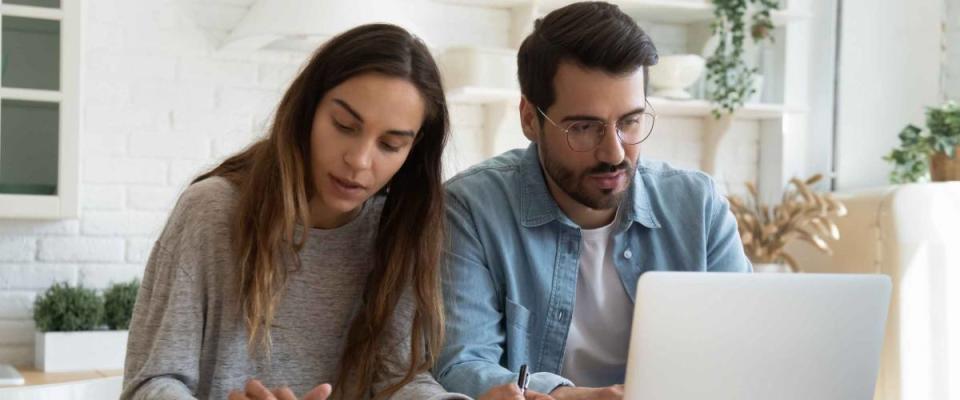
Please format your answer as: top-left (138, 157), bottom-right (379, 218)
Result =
top-left (536, 102), bottom-right (656, 152)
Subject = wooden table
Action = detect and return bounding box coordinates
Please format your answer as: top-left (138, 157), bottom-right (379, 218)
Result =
top-left (0, 368), bottom-right (122, 400)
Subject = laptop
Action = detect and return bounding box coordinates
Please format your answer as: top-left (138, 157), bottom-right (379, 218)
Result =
top-left (623, 272), bottom-right (891, 400)
top-left (0, 364), bottom-right (24, 386)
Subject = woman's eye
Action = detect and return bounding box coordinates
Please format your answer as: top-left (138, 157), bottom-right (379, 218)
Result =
top-left (380, 142), bottom-right (401, 153)
top-left (332, 119), bottom-right (357, 133)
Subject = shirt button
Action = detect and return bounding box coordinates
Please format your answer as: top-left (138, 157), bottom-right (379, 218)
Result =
top-left (557, 311), bottom-right (564, 320)
top-left (624, 250), bottom-right (633, 259)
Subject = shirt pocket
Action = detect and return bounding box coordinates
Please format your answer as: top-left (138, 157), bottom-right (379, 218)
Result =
top-left (504, 298), bottom-right (532, 366)
top-left (505, 298), bottom-right (531, 328)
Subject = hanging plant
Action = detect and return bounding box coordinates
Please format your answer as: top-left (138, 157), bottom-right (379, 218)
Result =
top-left (706, 0), bottom-right (780, 118)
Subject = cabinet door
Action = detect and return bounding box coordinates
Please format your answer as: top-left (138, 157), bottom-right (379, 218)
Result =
top-left (0, 0), bottom-right (78, 218)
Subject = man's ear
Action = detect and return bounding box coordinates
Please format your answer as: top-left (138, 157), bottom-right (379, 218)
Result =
top-left (519, 96), bottom-right (539, 143)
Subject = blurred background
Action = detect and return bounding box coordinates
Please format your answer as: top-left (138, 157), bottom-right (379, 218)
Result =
top-left (0, 0), bottom-right (957, 399)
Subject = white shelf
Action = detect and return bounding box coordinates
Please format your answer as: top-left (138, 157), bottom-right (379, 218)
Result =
top-left (0, 194), bottom-right (66, 219)
top-left (615, 1), bottom-right (809, 25)
top-left (446, 86), bottom-right (795, 121)
top-left (0, 88), bottom-right (63, 103)
top-left (436, 0), bottom-right (810, 25)
top-left (648, 97), bottom-right (797, 120)
top-left (438, 0), bottom-right (528, 7)
top-left (0, 4), bottom-right (63, 20)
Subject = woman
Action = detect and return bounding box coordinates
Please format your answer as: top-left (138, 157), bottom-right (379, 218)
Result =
top-left (120, 24), bottom-right (546, 400)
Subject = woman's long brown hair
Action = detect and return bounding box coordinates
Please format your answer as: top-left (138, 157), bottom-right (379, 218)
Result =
top-left (193, 24), bottom-right (448, 399)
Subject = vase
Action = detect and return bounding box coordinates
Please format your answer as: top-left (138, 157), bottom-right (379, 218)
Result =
top-left (930, 146), bottom-right (960, 182)
top-left (751, 262), bottom-right (794, 273)
top-left (648, 54), bottom-right (706, 100)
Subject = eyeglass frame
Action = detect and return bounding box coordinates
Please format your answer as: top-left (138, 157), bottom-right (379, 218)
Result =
top-left (535, 100), bottom-right (657, 152)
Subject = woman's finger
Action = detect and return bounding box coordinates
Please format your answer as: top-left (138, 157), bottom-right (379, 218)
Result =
top-left (524, 389), bottom-right (555, 400)
top-left (244, 379), bottom-right (275, 400)
top-left (303, 383), bottom-right (333, 400)
top-left (271, 386), bottom-right (297, 400)
top-left (478, 383), bottom-right (523, 400)
top-left (227, 390), bottom-right (250, 400)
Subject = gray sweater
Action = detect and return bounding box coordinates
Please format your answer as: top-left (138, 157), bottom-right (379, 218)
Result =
top-left (121, 177), bottom-right (467, 400)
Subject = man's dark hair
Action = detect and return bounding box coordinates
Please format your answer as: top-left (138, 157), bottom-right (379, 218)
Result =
top-left (517, 1), bottom-right (658, 115)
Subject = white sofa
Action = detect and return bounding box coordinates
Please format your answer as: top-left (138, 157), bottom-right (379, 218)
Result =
top-left (787, 182), bottom-right (960, 400)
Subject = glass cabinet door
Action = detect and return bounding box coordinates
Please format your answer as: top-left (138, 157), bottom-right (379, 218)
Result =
top-left (0, 0), bottom-right (77, 218)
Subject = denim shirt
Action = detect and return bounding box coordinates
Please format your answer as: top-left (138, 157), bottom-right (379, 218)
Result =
top-left (434, 144), bottom-right (751, 397)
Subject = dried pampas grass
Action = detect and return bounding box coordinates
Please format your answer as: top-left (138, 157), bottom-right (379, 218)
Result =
top-left (727, 174), bottom-right (847, 272)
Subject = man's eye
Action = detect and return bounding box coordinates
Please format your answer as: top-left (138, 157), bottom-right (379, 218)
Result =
top-left (568, 122), bottom-right (596, 133)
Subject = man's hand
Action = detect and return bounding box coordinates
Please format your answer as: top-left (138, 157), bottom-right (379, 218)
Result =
top-left (228, 379), bottom-right (332, 400)
top-left (550, 385), bottom-right (623, 400)
top-left (478, 382), bottom-right (555, 400)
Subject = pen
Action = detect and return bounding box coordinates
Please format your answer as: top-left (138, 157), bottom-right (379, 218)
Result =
top-left (517, 364), bottom-right (529, 395)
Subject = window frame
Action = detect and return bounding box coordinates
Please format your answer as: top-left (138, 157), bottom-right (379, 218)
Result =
top-left (0, 1), bottom-right (79, 219)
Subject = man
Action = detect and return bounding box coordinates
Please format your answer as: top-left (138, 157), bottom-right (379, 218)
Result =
top-left (434, 2), bottom-right (751, 399)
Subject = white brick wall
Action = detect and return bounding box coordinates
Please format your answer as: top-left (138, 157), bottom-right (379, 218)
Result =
top-left (0, 0), bottom-right (762, 367)
top-left (84, 157), bottom-right (169, 185)
top-left (0, 292), bottom-right (37, 319)
top-left (37, 238), bottom-right (125, 263)
top-left (0, 238), bottom-right (36, 262)
top-left (0, 264), bottom-right (78, 290)
top-left (0, 321), bottom-right (34, 346)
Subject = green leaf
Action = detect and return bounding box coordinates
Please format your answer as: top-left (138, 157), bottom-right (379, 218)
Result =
top-left (103, 279), bottom-right (140, 330)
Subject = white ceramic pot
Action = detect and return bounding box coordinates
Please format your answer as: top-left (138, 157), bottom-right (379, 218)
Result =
top-left (648, 54), bottom-right (705, 100)
top-left (34, 331), bottom-right (128, 372)
top-left (752, 262), bottom-right (794, 273)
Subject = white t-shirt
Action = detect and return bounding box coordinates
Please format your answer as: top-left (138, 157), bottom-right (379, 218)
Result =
top-left (560, 216), bottom-right (633, 387)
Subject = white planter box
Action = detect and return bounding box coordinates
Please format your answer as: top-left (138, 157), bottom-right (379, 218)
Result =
top-left (34, 331), bottom-right (128, 372)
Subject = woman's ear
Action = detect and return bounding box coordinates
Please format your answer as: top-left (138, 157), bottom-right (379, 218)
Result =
top-left (519, 96), bottom-right (539, 143)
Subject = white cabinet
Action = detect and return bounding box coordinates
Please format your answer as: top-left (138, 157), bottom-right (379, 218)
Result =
top-left (0, 0), bottom-right (79, 219)
top-left (434, 0), bottom-right (814, 199)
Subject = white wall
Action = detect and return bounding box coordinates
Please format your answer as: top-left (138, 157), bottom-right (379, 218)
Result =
top-left (944, 0), bottom-right (960, 100)
top-left (834, 0), bottom-right (944, 190)
top-left (805, 0), bottom-right (838, 191)
top-left (0, 0), bottom-right (762, 366)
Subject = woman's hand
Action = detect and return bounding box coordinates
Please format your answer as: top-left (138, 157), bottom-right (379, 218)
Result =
top-left (478, 382), bottom-right (554, 400)
top-left (550, 384), bottom-right (624, 400)
top-left (228, 379), bottom-right (332, 400)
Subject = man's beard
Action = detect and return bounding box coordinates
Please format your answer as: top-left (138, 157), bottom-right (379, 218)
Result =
top-left (539, 135), bottom-right (633, 210)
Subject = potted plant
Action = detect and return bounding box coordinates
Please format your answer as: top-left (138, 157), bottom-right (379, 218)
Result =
top-left (103, 279), bottom-right (140, 330)
top-left (706, 0), bottom-right (780, 117)
top-left (727, 174), bottom-right (847, 272)
top-left (33, 280), bottom-right (139, 372)
top-left (884, 101), bottom-right (960, 183)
